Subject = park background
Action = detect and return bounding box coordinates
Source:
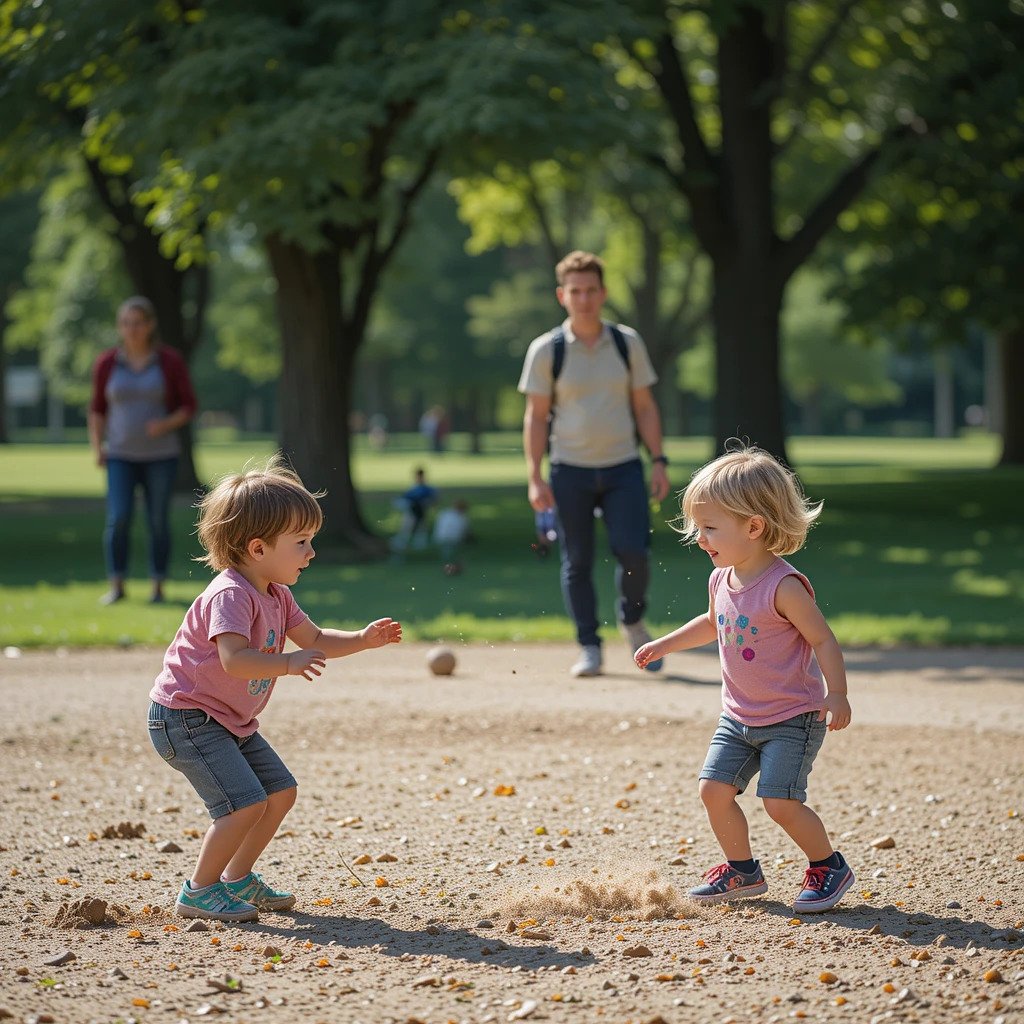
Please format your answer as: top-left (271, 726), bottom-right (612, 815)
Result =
top-left (1, 0), bottom-right (1022, 649)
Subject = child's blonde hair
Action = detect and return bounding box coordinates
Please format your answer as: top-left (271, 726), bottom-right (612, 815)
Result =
top-left (676, 444), bottom-right (822, 556)
top-left (196, 455), bottom-right (324, 571)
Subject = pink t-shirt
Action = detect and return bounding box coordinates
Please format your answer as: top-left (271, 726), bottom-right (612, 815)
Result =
top-left (150, 568), bottom-right (308, 737)
top-left (710, 558), bottom-right (826, 727)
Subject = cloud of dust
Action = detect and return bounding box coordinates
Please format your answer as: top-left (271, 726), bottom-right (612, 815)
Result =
top-left (496, 866), bottom-right (697, 922)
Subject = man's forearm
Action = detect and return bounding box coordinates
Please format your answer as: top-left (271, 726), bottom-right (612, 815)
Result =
top-left (523, 411), bottom-right (548, 481)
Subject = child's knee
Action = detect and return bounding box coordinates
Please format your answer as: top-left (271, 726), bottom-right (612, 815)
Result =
top-left (699, 779), bottom-right (738, 809)
top-left (762, 797), bottom-right (800, 823)
top-left (269, 786), bottom-right (297, 812)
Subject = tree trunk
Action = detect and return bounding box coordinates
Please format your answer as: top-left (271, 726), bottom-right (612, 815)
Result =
top-left (0, 308), bottom-right (8, 444)
top-left (933, 347), bottom-right (955, 439)
top-left (266, 235), bottom-right (383, 553)
top-left (711, 263), bottom-right (788, 461)
top-left (998, 325), bottom-right (1024, 466)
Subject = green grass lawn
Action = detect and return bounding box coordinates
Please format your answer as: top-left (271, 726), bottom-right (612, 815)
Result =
top-left (0, 433), bottom-right (1020, 649)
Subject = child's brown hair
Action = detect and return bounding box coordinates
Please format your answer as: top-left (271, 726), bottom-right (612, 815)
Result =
top-left (196, 454), bottom-right (324, 571)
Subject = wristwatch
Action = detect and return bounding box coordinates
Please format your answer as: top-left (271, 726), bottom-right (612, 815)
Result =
top-left (652, 454), bottom-right (669, 465)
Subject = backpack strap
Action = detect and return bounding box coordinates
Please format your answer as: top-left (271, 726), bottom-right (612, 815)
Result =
top-left (609, 324), bottom-right (630, 372)
top-left (551, 327), bottom-right (566, 384)
top-left (551, 322), bottom-right (630, 388)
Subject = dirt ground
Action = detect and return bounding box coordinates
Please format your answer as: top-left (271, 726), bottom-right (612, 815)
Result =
top-left (0, 641), bottom-right (1021, 1024)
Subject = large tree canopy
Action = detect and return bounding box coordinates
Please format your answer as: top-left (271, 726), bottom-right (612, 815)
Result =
top-left (481, 0), bottom-right (1021, 459)
top-left (827, 5), bottom-right (1024, 463)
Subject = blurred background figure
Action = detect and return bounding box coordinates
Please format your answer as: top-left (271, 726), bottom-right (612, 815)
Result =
top-left (419, 404), bottom-right (450, 453)
top-left (88, 296), bottom-right (197, 605)
top-left (390, 466), bottom-right (438, 556)
top-left (367, 412), bottom-right (389, 451)
top-left (433, 499), bottom-right (471, 575)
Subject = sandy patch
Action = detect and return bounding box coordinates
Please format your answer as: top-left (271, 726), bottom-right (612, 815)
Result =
top-left (0, 642), bottom-right (1021, 1022)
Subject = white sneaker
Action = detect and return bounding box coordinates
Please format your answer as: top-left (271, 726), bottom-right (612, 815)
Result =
top-left (570, 645), bottom-right (603, 677)
top-left (620, 620), bottom-right (663, 672)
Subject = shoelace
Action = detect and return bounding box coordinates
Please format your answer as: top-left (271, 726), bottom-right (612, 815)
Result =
top-left (704, 863), bottom-right (733, 884)
top-left (802, 866), bottom-right (829, 891)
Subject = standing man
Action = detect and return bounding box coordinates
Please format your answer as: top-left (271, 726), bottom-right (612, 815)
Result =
top-left (519, 251), bottom-right (671, 677)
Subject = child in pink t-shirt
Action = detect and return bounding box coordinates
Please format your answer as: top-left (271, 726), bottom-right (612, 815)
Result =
top-left (635, 444), bottom-right (854, 913)
top-left (148, 456), bottom-right (402, 923)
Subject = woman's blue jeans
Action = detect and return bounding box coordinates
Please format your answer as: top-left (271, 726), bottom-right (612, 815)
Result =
top-left (104, 457), bottom-right (179, 580)
top-left (549, 458), bottom-right (651, 648)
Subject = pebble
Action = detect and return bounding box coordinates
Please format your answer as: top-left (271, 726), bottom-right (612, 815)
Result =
top-left (477, 919), bottom-right (494, 929)
top-left (186, 920), bottom-right (209, 932)
top-left (871, 835), bottom-right (896, 850)
top-left (946, 900), bottom-right (962, 909)
top-left (508, 999), bottom-right (538, 1020)
top-left (42, 950), bottom-right (76, 967)
top-left (156, 840), bottom-right (183, 854)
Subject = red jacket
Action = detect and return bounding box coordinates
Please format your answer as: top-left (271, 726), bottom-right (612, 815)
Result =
top-left (90, 346), bottom-right (198, 418)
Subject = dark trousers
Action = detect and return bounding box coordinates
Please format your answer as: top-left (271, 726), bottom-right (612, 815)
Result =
top-left (549, 458), bottom-right (651, 648)
top-left (104, 457), bottom-right (178, 579)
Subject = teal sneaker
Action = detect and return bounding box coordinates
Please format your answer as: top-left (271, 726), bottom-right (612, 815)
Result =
top-left (175, 881), bottom-right (258, 922)
top-left (223, 871), bottom-right (297, 911)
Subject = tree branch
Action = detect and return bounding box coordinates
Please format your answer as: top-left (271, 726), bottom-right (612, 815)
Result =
top-left (524, 170), bottom-right (563, 268)
top-left (350, 148), bottom-right (440, 336)
top-left (647, 31), bottom-right (725, 252)
top-left (774, 122), bottom-right (913, 289)
top-left (790, 0), bottom-right (859, 99)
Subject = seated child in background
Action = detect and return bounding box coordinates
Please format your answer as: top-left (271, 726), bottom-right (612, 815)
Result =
top-left (433, 499), bottom-right (471, 574)
top-left (148, 455), bottom-right (402, 923)
top-left (635, 443), bottom-right (854, 914)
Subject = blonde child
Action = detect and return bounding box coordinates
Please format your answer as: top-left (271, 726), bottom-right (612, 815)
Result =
top-left (635, 445), bottom-right (854, 913)
top-left (148, 456), bottom-right (402, 922)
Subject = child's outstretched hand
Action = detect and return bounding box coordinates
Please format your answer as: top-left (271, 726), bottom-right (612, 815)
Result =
top-left (362, 617), bottom-right (403, 648)
top-left (634, 640), bottom-right (664, 671)
top-left (817, 693), bottom-right (852, 731)
top-left (287, 648), bottom-right (326, 680)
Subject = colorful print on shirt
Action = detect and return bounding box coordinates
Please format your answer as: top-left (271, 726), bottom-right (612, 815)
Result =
top-left (718, 612), bottom-right (760, 662)
top-left (249, 628), bottom-right (278, 696)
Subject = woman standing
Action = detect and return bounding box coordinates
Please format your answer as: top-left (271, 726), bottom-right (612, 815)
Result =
top-left (88, 297), bottom-right (197, 604)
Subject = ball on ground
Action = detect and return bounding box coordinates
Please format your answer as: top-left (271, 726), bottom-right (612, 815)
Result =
top-left (427, 646), bottom-right (456, 676)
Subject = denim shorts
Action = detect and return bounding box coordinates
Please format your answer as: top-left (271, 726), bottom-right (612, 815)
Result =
top-left (699, 711), bottom-right (827, 802)
top-left (147, 702), bottom-right (297, 820)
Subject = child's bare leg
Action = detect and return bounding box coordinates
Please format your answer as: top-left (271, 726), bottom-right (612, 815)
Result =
top-left (699, 780), bottom-right (752, 860)
top-left (223, 787), bottom-right (297, 881)
top-left (761, 798), bottom-right (832, 861)
top-left (191, 801), bottom-right (267, 888)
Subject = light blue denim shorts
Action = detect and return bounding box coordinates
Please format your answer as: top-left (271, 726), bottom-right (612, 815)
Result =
top-left (147, 702), bottom-right (296, 819)
top-left (699, 711), bottom-right (827, 802)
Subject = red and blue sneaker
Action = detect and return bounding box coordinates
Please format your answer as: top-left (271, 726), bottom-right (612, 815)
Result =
top-left (689, 861), bottom-right (768, 905)
top-left (793, 853), bottom-right (855, 913)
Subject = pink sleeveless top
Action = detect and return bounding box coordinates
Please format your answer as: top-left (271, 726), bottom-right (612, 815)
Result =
top-left (709, 558), bottom-right (825, 726)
